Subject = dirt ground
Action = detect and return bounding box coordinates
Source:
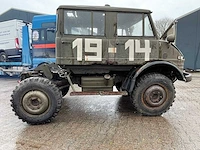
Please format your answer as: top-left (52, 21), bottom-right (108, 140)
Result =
top-left (0, 73), bottom-right (200, 150)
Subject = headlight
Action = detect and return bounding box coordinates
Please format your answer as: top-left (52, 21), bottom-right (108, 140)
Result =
top-left (178, 56), bottom-right (184, 60)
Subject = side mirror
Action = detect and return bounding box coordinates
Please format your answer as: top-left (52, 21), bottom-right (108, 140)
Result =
top-left (167, 34), bottom-right (175, 43)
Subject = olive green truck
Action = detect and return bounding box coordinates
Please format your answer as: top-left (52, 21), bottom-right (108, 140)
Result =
top-left (11, 5), bottom-right (191, 124)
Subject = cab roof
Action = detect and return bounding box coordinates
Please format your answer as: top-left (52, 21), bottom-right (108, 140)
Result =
top-left (58, 5), bottom-right (152, 14)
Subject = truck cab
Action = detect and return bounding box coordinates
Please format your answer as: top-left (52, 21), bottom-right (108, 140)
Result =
top-left (57, 6), bottom-right (159, 66)
top-left (31, 15), bottom-right (56, 68)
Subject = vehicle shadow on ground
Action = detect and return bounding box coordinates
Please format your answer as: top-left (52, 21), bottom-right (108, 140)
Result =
top-left (56, 95), bottom-right (139, 123)
top-left (15, 95), bottom-right (181, 150)
top-left (115, 95), bottom-right (138, 113)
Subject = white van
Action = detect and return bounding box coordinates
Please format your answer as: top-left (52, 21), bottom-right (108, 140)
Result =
top-left (0, 19), bottom-right (28, 62)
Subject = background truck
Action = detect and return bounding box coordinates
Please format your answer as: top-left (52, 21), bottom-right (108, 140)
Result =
top-left (11, 5), bottom-right (191, 125)
top-left (0, 15), bottom-right (56, 76)
top-left (31, 15), bottom-right (56, 68)
top-left (0, 19), bottom-right (30, 62)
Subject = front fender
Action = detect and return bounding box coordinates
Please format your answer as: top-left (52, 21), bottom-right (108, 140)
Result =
top-left (123, 61), bottom-right (191, 93)
top-left (135, 61), bottom-right (185, 81)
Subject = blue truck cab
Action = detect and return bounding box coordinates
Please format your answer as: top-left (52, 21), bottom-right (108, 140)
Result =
top-left (32, 15), bottom-right (56, 68)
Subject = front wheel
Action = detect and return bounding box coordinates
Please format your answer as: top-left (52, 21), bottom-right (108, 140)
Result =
top-left (131, 73), bottom-right (175, 116)
top-left (11, 77), bottom-right (63, 125)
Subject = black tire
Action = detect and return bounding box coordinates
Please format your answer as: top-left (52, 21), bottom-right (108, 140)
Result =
top-left (131, 73), bottom-right (175, 116)
top-left (61, 86), bottom-right (70, 97)
top-left (0, 52), bottom-right (7, 62)
top-left (11, 77), bottom-right (63, 125)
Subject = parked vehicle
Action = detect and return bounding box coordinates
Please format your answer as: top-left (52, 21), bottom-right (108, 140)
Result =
top-left (31, 15), bottom-right (56, 68)
top-left (0, 15), bottom-right (56, 76)
top-left (11, 5), bottom-right (192, 125)
top-left (0, 19), bottom-right (30, 62)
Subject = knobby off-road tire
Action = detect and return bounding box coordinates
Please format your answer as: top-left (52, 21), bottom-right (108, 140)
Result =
top-left (11, 77), bottom-right (63, 125)
top-left (131, 73), bottom-right (175, 116)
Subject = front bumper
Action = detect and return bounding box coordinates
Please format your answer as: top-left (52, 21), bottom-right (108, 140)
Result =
top-left (183, 71), bottom-right (192, 82)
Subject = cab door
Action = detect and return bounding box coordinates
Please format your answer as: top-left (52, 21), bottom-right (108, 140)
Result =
top-left (115, 13), bottom-right (159, 65)
top-left (57, 10), bottom-right (106, 65)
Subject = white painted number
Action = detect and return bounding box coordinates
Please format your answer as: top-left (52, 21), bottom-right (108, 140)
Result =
top-left (72, 38), bottom-right (151, 62)
top-left (125, 39), bottom-right (151, 61)
top-left (125, 39), bottom-right (134, 61)
top-left (85, 39), bottom-right (102, 61)
top-left (72, 38), bottom-right (82, 61)
top-left (135, 40), bottom-right (151, 61)
top-left (72, 38), bottom-right (102, 61)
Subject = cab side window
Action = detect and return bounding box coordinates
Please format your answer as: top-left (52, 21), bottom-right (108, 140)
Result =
top-left (93, 12), bottom-right (105, 36)
top-left (117, 13), bottom-right (143, 36)
top-left (64, 10), bottom-right (105, 36)
top-left (144, 14), bottom-right (154, 36)
top-left (117, 13), bottom-right (154, 37)
top-left (47, 30), bottom-right (56, 42)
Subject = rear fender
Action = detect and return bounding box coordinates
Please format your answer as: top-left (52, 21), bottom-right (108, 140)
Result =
top-left (34, 63), bottom-right (53, 79)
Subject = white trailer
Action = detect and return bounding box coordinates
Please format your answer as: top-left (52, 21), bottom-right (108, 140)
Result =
top-left (0, 19), bottom-right (29, 62)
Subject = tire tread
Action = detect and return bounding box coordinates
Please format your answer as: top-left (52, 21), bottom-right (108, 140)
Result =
top-left (10, 77), bottom-right (62, 125)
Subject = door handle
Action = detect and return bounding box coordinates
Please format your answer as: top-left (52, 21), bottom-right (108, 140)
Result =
top-left (61, 41), bottom-right (71, 44)
top-left (116, 42), bottom-right (124, 45)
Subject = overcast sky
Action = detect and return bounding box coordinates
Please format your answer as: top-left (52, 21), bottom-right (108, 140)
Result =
top-left (1, 0), bottom-right (200, 20)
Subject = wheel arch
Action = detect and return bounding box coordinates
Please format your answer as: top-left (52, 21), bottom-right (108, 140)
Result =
top-left (135, 61), bottom-right (185, 81)
top-left (0, 49), bottom-right (5, 53)
top-left (123, 61), bottom-right (185, 93)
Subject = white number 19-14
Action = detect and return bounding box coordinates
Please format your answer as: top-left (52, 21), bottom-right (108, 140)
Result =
top-left (72, 38), bottom-right (151, 61)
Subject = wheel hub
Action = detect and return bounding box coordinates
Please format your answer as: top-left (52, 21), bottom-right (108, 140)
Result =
top-left (144, 85), bottom-right (167, 107)
top-left (22, 91), bottom-right (49, 115)
top-left (0, 54), bottom-right (6, 62)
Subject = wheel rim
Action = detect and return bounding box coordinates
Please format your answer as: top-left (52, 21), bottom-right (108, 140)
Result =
top-left (22, 91), bottom-right (49, 115)
top-left (0, 54), bottom-right (6, 62)
top-left (143, 85), bottom-right (167, 107)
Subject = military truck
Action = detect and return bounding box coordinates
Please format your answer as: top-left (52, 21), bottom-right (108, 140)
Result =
top-left (11, 5), bottom-right (191, 125)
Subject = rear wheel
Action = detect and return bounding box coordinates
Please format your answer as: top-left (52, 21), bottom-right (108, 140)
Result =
top-left (131, 73), bottom-right (175, 116)
top-left (0, 52), bottom-right (7, 62)
top-left (11, 77), bottom-right (63, 125)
